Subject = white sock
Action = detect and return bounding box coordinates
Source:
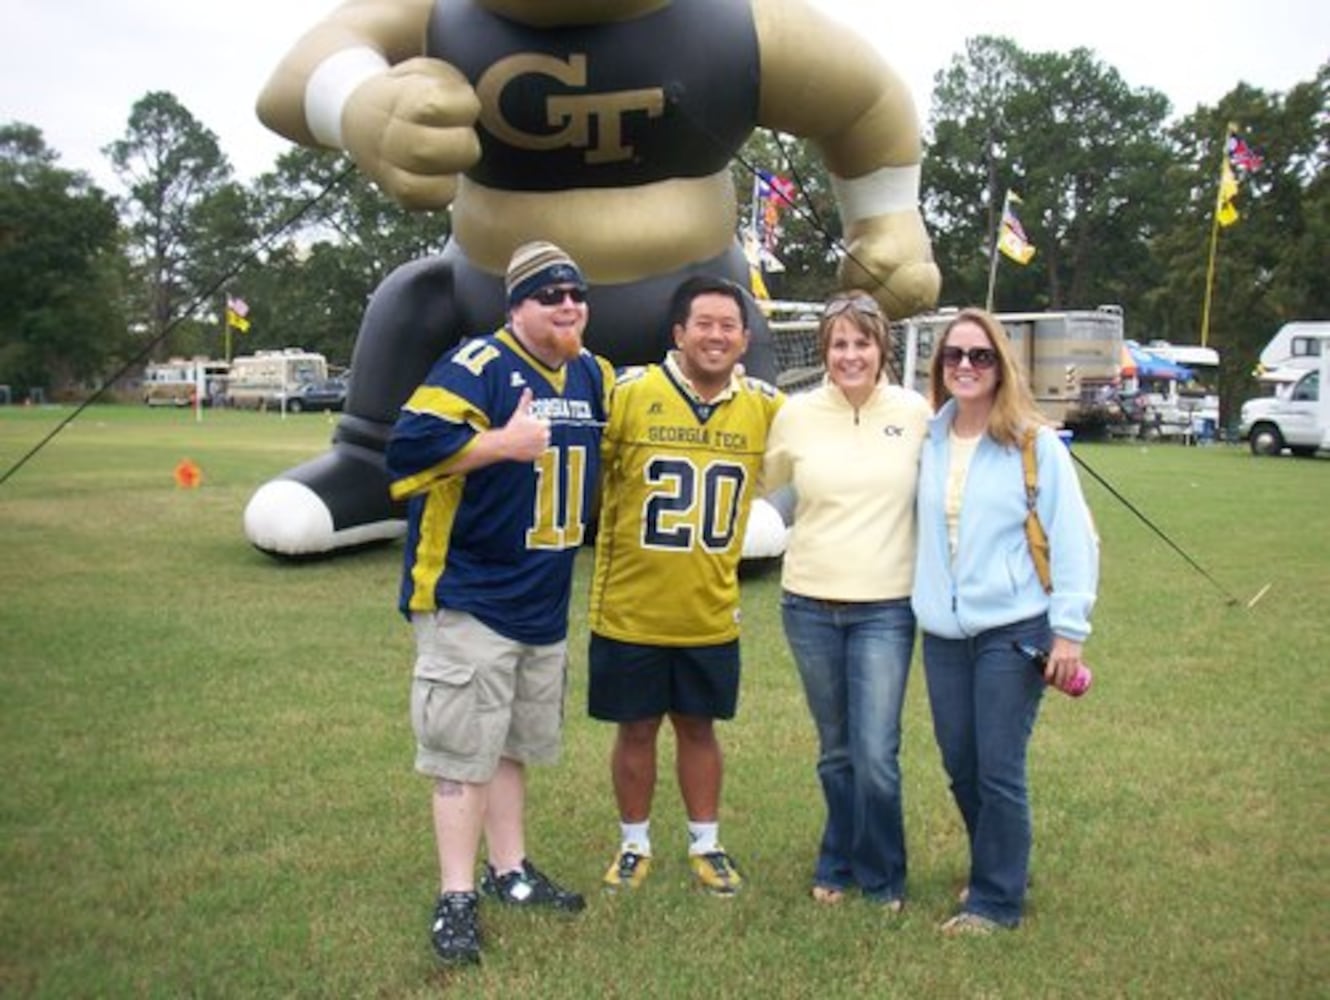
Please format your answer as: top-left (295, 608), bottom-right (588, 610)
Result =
top-left (620, 820), bottom-right (651, 855)
top-left (687, 820), bottom-right (719, 856)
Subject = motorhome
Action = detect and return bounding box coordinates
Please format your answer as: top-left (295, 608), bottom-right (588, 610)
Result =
top-left (1254, 320), bottom-right (1330, 385)
top-left (142, 358), bottom-right (229, 406)
top-left (226, 349), bottom-right (329, 410)
top-left (1240, 331), bottom-right (1330, 456)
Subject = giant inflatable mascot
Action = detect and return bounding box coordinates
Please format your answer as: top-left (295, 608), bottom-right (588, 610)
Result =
top-left (244, 0), bottom-right (940, 557)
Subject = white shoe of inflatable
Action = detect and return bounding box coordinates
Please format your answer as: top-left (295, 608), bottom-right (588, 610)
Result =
top-left (243, 480), bottom-right (405, 557)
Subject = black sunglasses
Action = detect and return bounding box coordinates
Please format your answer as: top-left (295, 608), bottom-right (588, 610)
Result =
top-left (940, 345), bottom-right (998, 370)
top-left (530, 285), bottom-right (588, 306)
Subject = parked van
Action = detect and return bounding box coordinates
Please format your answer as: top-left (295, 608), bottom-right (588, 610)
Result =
top-left (226, 349), bottom-right (329, 410)
top-left (1240, 332), bottom-right (1329, 456)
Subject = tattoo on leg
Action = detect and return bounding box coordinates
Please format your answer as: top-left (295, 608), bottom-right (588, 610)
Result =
top-left (435, 779), bottom-right (465, 798)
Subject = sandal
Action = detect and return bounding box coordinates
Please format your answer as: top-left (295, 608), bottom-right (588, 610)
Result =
top-left (811, 885), bottom-right (845, 905)
top-left (939, 912), bottom-right (1002, 937)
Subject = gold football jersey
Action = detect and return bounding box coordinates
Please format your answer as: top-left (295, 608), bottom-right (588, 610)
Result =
top-left (589, 361), bottom-right (782, 645)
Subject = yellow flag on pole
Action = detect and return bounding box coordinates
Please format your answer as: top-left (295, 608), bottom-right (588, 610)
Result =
top-left (1216, 158), bottom-right (1239, 227)
top-left (225, 295), bottom-right (251, 332)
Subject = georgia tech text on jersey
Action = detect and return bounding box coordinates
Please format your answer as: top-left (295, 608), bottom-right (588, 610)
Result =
top-left (647, 426), bottom-right (750, 450)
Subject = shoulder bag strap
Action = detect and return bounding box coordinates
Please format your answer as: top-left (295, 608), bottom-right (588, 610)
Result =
top-left (1022, 428), bottom-right (1053, 593)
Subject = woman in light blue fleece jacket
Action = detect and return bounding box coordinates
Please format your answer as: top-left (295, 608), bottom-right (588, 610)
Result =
top-left (912, 308), bottom-right (1098, 936)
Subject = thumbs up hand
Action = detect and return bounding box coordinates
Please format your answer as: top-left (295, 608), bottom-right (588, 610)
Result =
top-left (499, 388), bottom-right (551, 461)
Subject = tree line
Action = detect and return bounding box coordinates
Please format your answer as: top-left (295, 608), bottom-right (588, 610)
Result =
top-left (1, 36), bottom-right (1325, 416)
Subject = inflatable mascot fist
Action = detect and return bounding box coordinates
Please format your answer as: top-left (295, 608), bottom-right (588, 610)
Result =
top-left (244, 0), bottom-right (941, 557)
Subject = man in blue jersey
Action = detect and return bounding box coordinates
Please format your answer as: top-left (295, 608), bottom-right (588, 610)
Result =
top-left (386, 241), bottom-right (613, 966)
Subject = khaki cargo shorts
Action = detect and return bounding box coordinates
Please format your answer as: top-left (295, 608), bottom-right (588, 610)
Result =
top-left (410, 609), bottom-right (567, 783)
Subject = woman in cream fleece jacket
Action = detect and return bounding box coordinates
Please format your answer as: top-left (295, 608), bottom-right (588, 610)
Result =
top-left (762, 291), bottom-right (930, 909)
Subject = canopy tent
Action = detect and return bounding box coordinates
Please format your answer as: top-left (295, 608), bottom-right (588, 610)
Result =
top-left (1119, 342), bottom-right (1137, 377)
top-left (1127, 342), bottom-right (1194, 381)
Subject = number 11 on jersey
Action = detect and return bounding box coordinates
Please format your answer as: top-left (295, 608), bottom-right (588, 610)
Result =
top-left (526, 445), bottom-right (588, 549)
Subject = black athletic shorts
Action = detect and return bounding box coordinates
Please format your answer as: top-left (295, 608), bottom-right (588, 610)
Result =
top-left (587, 633), bottom-right (741, 722)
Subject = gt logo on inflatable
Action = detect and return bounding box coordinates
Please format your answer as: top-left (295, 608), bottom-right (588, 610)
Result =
top-left (476, 53), bottom-right (665, 164)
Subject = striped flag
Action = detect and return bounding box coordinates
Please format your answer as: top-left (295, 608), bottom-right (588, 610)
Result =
top-left (1226, 131), bottom-right (1263, 173)
top-left (997, 190), bottom-right (1036, 265)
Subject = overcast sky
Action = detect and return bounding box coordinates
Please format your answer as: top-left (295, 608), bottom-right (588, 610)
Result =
top-left (4, 0), bottom-right (1326, 191)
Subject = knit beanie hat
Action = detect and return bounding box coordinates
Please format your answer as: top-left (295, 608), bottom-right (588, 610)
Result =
top-left (505, 241), bottom-right (587, 307)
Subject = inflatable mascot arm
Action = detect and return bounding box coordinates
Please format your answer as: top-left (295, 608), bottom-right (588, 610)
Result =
top-left (256, 0), bottom-right (480, 210)
top-left (752, 0), bottom-right (940, 317)
top-left (244, 0), bottom-right (939, 560)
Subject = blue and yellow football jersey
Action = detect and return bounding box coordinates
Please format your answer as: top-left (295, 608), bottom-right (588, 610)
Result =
top-left (388, 330), bottom-right (612, 645)
top-left (589, 356), bottom-right (783, 646)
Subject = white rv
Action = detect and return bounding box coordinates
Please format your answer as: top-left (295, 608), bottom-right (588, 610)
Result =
top-left (226, 349), bottom-right (328, 410)
top-left (1255, 320), bottom-right (1330, 385)
top-left (1240, 331), bottom-right (1330, 456)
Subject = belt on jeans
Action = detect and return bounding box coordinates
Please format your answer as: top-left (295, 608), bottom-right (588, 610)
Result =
top-left (794, 595), bottom-right (909, 610)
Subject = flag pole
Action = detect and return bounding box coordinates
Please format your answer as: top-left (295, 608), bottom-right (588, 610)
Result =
top-left (1199, 203), bottom-right (1223, 350)
top-left (985, 192), bottom-right (1006, 311)
top-left (1199, 124), bottom-right (1235, 348)
top-left (223, 293), bottom-right (232, 364)
top-left (747, 173), bottom-right (765, 299)
top-left (750, 172), bottom-right (762, 246)
top-left (1202, 123), bottom-right (1239, 348)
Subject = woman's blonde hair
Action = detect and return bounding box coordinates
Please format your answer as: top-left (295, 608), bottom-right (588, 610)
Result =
top-left (818, 290), bottom-right (890, 383)
top-left (928, 307), bottom-right (1049, 448)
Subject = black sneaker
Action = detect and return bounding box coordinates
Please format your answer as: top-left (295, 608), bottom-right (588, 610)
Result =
top-left (430, 891), bottom-right (481, 965)
top-left (480, 859), bottom-right (586, 912)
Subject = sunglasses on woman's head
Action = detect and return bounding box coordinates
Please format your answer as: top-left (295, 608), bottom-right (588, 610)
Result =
top-left (823, 294), bottom-right (883, 319)
top-left (530, 285), bottom-right (588, 306)
top-left (939, 345), bottom-right (998, 370)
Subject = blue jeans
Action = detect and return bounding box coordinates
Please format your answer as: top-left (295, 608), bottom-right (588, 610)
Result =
top-left (781, 593), bottom-right (915, 902)
top-left (922, 616), bottom-right (1048, 926)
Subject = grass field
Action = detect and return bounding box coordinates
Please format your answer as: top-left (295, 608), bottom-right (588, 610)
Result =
top-left (1, 405), bottom-right (1326, 998)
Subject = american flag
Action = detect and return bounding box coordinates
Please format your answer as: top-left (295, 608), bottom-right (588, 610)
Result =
top-left (756, 169), bottom-right (796, 204)
top-left (1227, 132), bottom-right (1263, 173)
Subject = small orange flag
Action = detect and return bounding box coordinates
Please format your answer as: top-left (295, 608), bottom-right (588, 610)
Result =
top-left (174, 459), bottom-right (202, 489)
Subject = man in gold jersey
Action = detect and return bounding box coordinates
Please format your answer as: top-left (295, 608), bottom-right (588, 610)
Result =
top-left (588, 276), bottom-right (783, 895)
